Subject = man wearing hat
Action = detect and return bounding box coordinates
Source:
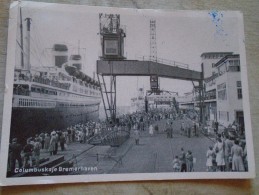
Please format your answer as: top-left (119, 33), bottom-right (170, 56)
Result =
top-left (9, 138), bottom-right (23, 173)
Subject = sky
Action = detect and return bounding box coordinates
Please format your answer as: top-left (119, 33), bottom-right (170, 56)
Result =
top-left (16, 2), bottom-right (242, 106)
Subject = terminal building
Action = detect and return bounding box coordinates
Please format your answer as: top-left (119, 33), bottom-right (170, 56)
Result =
top-left (180, 52), bottom-right (244, 130)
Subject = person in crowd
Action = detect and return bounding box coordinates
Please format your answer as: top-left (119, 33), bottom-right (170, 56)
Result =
top-left (33, 137), bottom-right (42, 167)
top-left (9, 138), bottom-right (23, 173)
top-left (187, 127), bottom-right (191, 138)
top-left (180, 148), bottom-right (187, 172)
top-left (63, 130), bottom-right (69, 145)
top-left (49, 131), bottom-right (58, 156)
top-left (243, 143), bottom-right (248, 171)
top-left (23, 138), bottom-right (34, 168)
top-left (231, 139), bottom-right (245, 171)
top-left (67, 128), bottom-right (72, 143)
top-left (154, 124), bottom-right (159, 132)
top-left (84, 126), bottom-right (89, 143)
top-left (149, 124), bottom-right (154, 136)
top-left (59, 132), bottom-right (66, 151)
top-left (134, 128), bottom-right (140, 145)
top-left (193, 122), bottom-right (197, 137)
top-left (224, 135), bottom-right (233, 171)
top-left (181, 121), bottom-right (185, 136)
top-left (186, 150), bottom-right (194, 172)
top-left (79, 129), bottom-right (85, 143)
top-left (231, 121), bottom-right (238, 134)
top-left (39, 132), bottom-right (45, 149)
top-left (206, 146), bottom-right (214, 172)
top-left (44, 133), bottom-right (50, 151)
top-left (170, 121), bottom-right (174, 138)
top-left (214, 137), bottom-right (225, 172)
top-left (214, 121), bottom-right (219, 135)
top-left (55, 131), bottom-right (60, 154)
top-left (94, 126), bottom-right (99, 135)
top-left (166, 121), bottom-right (171, 138)
top-left (72, 128), bottom-right (76, 142)
top-left (172, 156), bottom-right (181, 172)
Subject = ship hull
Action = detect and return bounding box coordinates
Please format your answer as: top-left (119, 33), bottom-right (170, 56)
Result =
top-left (10, 104), bottom-right (99, 145)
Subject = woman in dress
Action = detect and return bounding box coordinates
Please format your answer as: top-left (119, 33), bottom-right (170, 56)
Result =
top-left (231, 140), bottom-right (245, 171)
top-left (206, 146), bottom-right (214, 172)
top-left (214, 138), bottom-right (225, 171)
top-left (134, 128), bottom-right (140, 145)
top-left (149, 124), bottom-right (154, 136)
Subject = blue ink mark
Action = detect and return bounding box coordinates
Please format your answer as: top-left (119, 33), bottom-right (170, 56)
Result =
top-left (208, 10), bottom-right (228, 39)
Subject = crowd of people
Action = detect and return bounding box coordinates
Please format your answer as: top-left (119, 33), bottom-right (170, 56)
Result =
top-left (172, 147), bottom-right (194, 172)
top-left (8, 120), bottom-right (108, 174)
top-left (206, 134), bottom-right (247, 172)
top-left (8, 107), bottom-right (248, 174)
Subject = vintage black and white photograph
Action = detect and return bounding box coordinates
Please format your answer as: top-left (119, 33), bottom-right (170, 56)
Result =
top-left (0, 1), bottom-right (255, 185)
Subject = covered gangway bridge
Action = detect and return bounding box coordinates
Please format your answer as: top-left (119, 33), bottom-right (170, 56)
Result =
top-left (96, 60), bottom-right (204, 124)
top-left (97, 60), bottom-right (202, 81)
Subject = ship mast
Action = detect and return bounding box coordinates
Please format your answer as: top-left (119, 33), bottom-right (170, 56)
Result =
top-left (19, 7), bottom-right (24, 68)
top-left (78, 40), bottom-right (80, 55)
top-left (24, 17), bottom-right (32, 70)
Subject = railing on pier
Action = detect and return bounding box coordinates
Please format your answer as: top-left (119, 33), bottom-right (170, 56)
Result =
top-left (87, 128), bottom-right (130, 147)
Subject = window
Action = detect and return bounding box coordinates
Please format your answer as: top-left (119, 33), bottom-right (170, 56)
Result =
top-left (229, 60), bottom-right (240, 66)
top-left (217, 83), bottom-right (227, 100)
top-left (237, 88), bottom-right (242, 99)
top-left (104, 39), bottom-right (119, 55)
top-left (236, 81), bottom-right (242, 87)
top-left (228, 60), bottom-right (240, 72)
top-left (219, 111), bottom-right (228, 121)
top-left (236, 81), bottom-right (242, 99)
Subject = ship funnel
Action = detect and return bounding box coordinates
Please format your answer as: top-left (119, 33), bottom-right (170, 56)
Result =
top-left (52, 44), bottom-right (68, 68)
top-left (70, 54), bottom-right (82, 70)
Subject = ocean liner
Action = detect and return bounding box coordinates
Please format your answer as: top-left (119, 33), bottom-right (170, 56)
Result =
top-left (9, 9), bottom-right (101, 144)
top-left (130, 88), bottom-right (145, 113)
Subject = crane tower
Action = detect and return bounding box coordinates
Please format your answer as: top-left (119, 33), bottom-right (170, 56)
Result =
top-left (149, 20), bottom-right (160, 95)
top-left (150, 20), bottom-right (157, 61)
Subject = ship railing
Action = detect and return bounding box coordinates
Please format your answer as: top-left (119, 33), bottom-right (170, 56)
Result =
top-left (31, 76), bottom-right (70, 90)
top-left (13, 90), bottom-right (30, 96)
top-left (17, 74), bottom-right (99, 94)
top-left (13, 97), bottom-right (56, 108)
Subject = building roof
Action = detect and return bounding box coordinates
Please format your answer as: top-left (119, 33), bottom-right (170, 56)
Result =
top-left (200, 52), bottom-right (233, 57)
top-left (214, 54), bottom-right (240, 67)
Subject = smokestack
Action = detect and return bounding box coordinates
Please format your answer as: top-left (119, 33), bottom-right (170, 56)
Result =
top-left (53, 44), bottom-right (68, 68)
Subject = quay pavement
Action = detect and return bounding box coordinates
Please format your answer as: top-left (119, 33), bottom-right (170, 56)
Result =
top-left (38, 117), bottom-right (214, 174)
